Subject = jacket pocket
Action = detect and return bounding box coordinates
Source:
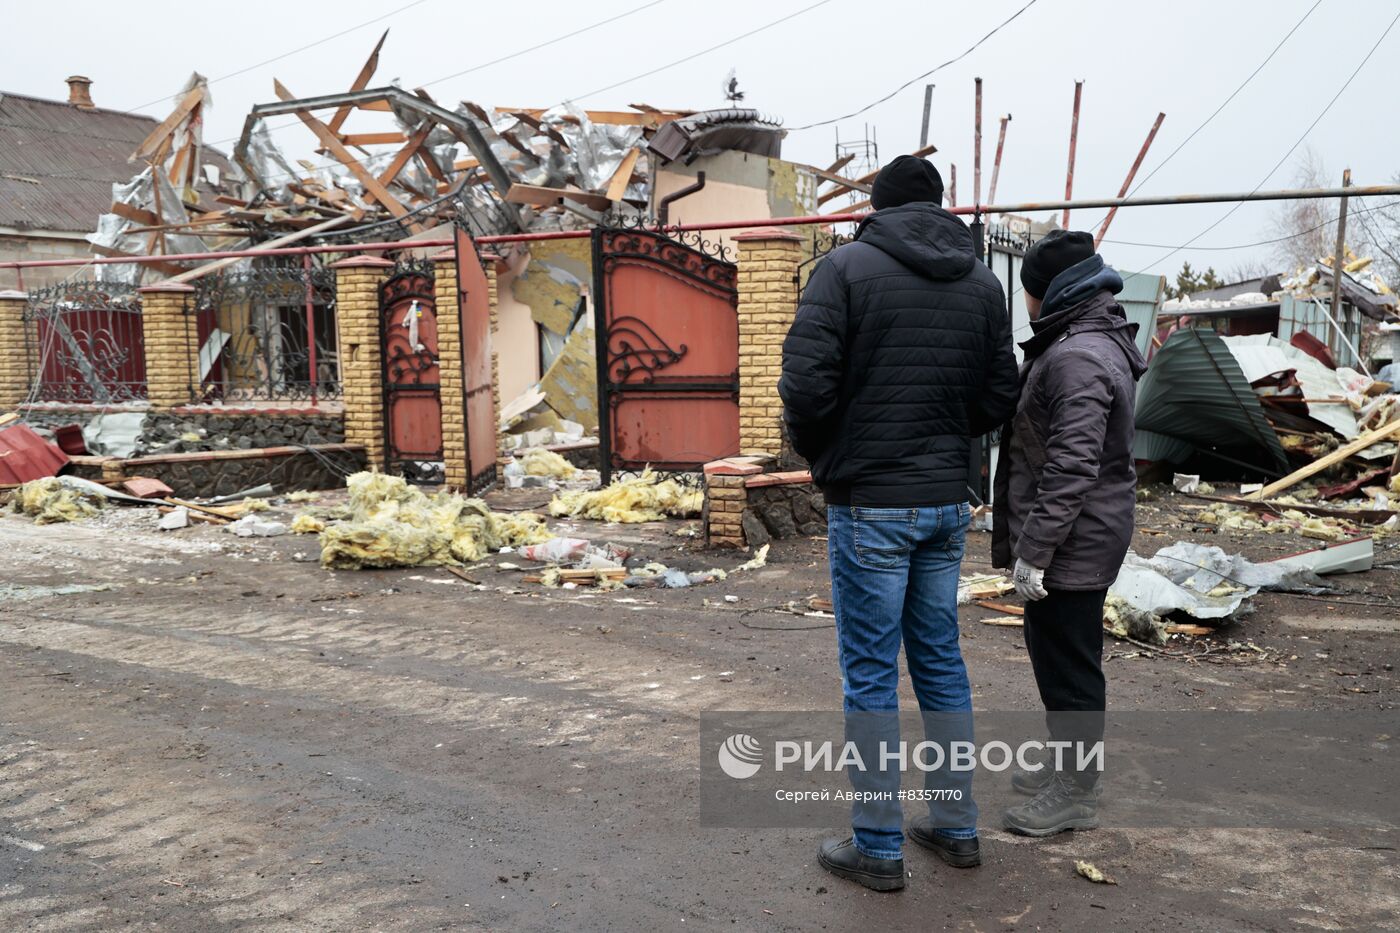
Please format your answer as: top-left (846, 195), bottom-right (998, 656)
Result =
top-left (1012, 410), bottom-right (1049, 473)
top-left (851, 507), bottom-right (917, 570)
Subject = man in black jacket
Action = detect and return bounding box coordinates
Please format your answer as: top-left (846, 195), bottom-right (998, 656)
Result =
top-left (991, 230), bottom-right (1148, 837)
top-left (780, 155), bottom-right (1017, 890)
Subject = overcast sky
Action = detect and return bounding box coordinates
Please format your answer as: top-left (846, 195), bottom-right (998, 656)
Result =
top-left (6, 0), bottom-right (1396, 279)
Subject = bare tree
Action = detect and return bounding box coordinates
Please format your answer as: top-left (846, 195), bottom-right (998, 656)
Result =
top-left (1267, 147), bottom-right (1343, 273)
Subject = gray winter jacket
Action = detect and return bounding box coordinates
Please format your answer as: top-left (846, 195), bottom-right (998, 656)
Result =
top-left (991, 257), bottom-right (1148, 590)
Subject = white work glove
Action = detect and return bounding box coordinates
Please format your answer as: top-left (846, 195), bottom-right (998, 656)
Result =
top-left (1013, 558), bottom-right (1048, 602)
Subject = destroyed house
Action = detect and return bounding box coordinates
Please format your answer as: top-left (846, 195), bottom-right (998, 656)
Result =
top-left (0, 77), bottom-right (232, 289)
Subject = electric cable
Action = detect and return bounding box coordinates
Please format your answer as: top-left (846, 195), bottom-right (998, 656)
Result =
top-left (786, 0), bottom-right (1042, 131)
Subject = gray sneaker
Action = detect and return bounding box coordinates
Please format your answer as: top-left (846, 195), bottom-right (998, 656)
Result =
top-left (1002, 775), bottom-right (1100, 837)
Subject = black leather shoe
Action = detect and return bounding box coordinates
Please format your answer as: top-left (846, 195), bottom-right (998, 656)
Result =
top-left (908, 818), bottom-right (981, 868)
top-left (817, 837), bottom-right (905, 891)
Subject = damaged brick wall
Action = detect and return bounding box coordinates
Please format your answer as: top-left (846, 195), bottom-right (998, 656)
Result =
top-left (733, 228), bottom-right (803, 457)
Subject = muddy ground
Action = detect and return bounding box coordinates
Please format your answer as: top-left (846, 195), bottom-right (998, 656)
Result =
top-left (0, 485), bottom-right (1396, 931)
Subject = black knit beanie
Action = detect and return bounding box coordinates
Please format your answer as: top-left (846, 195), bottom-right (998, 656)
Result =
top-left (871, 155), bottom-right (945, 210)
top-left (1020, 230), bottom-right (1096, 300)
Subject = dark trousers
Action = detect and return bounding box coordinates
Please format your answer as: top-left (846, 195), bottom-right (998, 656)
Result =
top-left (1023, 587), bottom-right (1107, 782)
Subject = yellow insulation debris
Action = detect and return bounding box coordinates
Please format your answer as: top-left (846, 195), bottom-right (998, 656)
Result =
top-left (290, 514), bottom-right (326, 535)
top-left (287, 490), bottom-right (322, 503)
top-left (518, 447), bottom-right (577, 478)
top-left (318, 472), bottom-right (552, 570)
top-left (548, 468), bottom-right (703, 523)
top-left (11, 478), bottom-right (103, 525)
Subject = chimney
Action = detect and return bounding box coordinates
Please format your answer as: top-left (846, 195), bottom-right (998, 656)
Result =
top-left (66, 76), bottom-right (94, 110)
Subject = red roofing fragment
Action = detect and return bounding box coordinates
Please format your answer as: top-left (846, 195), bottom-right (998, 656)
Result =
top-left (0, 423), bottom-right (69, 485)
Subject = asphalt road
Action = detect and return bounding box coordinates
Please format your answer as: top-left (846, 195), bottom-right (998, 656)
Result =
top-left (1, 501), bottom-right (1397, 931)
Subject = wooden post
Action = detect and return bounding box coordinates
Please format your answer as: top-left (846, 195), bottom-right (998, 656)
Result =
top-left (1062, 80), bottom-right (1083, 229)
top-left (919, 84), bottom-right (935, 149)
top-left (1331, 167), bottom-right (1351, 361)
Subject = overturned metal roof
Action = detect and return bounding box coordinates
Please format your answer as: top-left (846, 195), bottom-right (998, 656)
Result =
top-left (648, 108), bottom-right (785, 164)
top-left (1134, 327), bottom-right (1290, 473)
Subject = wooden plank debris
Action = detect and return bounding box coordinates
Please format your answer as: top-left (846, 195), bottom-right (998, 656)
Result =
top-left (1248, 420), bottom-right (1400, 500)
top-left (605, 148), bottom-right (641, 202)
top-left (274, 79), bottom-right (418, 228)
top-left (505, 183), bottom-right (612, 212)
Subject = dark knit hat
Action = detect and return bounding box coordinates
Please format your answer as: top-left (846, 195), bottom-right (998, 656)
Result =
top-left (871, 155), bottom-right (945, 210)
top-left (1020, 230), bottom-right (1096, 300)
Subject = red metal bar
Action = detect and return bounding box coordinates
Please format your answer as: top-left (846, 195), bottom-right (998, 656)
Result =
top-left (1063, 80), bottom-right (1083, 229)
top-left (1094, 112), bottom-right (1166, 249)
top-left (988, 115), bottom-right (1010, 205)
top-left (5, 183), bottom-right (1400, 273)
top-left (303, 252), bottom-right (318, 405)
top-left (973, 77), bottom-right (983, 207)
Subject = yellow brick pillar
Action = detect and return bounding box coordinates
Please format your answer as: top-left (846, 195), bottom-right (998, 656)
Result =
top-left (137, 282), bottom-right (196, 410)
top-left (483, 253), bottom-right (506, 472)
top-left (332, 256), bottom-right (393, 470)
top-left (0, 290), bottom-right (30, 408)
top-left (733, 228), bottom-right (804, 457)
top-left (703, 468), bottom-right (752, 548)
top-left (432, 250), bottom-right (468, 489)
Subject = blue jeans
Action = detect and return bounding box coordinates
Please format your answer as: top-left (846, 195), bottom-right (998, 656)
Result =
top-left (827, 503), bottom-right (978, 860)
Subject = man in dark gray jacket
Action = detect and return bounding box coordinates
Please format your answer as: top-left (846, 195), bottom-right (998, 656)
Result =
top-left (991, 230), bottom-right (1148, 837)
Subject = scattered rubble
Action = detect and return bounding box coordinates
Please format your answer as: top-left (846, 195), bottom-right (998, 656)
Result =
top-left (548, 468), bottom-right (703, 523)
top-left (11, 477), bottom-right (104, 524)
top-left (315, 472), bottom-right (552, 570)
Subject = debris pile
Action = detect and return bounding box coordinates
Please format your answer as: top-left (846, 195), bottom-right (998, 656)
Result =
top-left (11, 477), bottom-right (104, 525)
top-left (548, 468), bottom-right (704, 523)
top-left (86, 30), bottom-right (794, 285)
top-left (313, 472), bottom-right (552, 570)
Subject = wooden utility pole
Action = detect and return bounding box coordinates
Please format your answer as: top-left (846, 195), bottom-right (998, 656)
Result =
top-left (1062, 80), bottom-right (1083, 229)
top-left (1330, 167), bottom-right (1351, 339)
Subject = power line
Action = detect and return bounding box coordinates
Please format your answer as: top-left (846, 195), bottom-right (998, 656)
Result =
top-left (40, 0), bottom-right (671, 189)
top-left (1110, 0), bottom-right (1323, 206)
top-left (568, 0), bottom-right (836, 102)
top-left (1101, 197), bottom-right (1400, 251)
top-left (197, 0), bottom-right (837, 188)
top-left (422, 0), bottom-right (670, 87)
top-left (1124, 7), bottom-right (1400, 281)
top-left (786, 0), bottom-right (1042, 131)
top-left (120, 0), bottom-right (435, 114)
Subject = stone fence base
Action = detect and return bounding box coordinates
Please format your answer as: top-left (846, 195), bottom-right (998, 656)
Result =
top-left (68, 443), bottom-right (366, 499)
top-left (703, 457), bottom-right (826, 548)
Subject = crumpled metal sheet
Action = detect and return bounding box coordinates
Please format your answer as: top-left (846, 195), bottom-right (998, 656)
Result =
top-left (1133, 328), bottom-right (1290, 472)
top-left (89, 167), bottom-right (211, 284)
top-left (1109, 541), bottom-right (1327, 620)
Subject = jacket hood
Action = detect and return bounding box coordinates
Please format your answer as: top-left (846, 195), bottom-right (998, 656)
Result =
top-left (1020, 256), bottom-right (1147, 378)
top-left (854, 203), bottom-right (976, 281)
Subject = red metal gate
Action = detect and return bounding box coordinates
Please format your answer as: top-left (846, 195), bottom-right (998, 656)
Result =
top-left (592, 226), bottom-right (739, 482)
top-left (380, 263), bottom-right (442, 483)
top-left (455, 226), bottom-right (498, 493)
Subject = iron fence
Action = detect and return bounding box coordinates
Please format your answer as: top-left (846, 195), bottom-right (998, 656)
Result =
top-left (188, 260), bottom-right (339, 403)
top-left (23, 280), bottom-right (146, 403)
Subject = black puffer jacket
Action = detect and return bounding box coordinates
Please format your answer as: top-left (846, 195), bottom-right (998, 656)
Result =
top-left (779, 203), bottom-right (1018, 507)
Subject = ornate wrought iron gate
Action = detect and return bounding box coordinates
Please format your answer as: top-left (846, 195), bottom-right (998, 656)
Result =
top-left (592, 224), bottom-right (740, 482)
top-left (379, 262), bottom-right (443, 483)
top-left (455, 225), bottom-right (498, 493)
